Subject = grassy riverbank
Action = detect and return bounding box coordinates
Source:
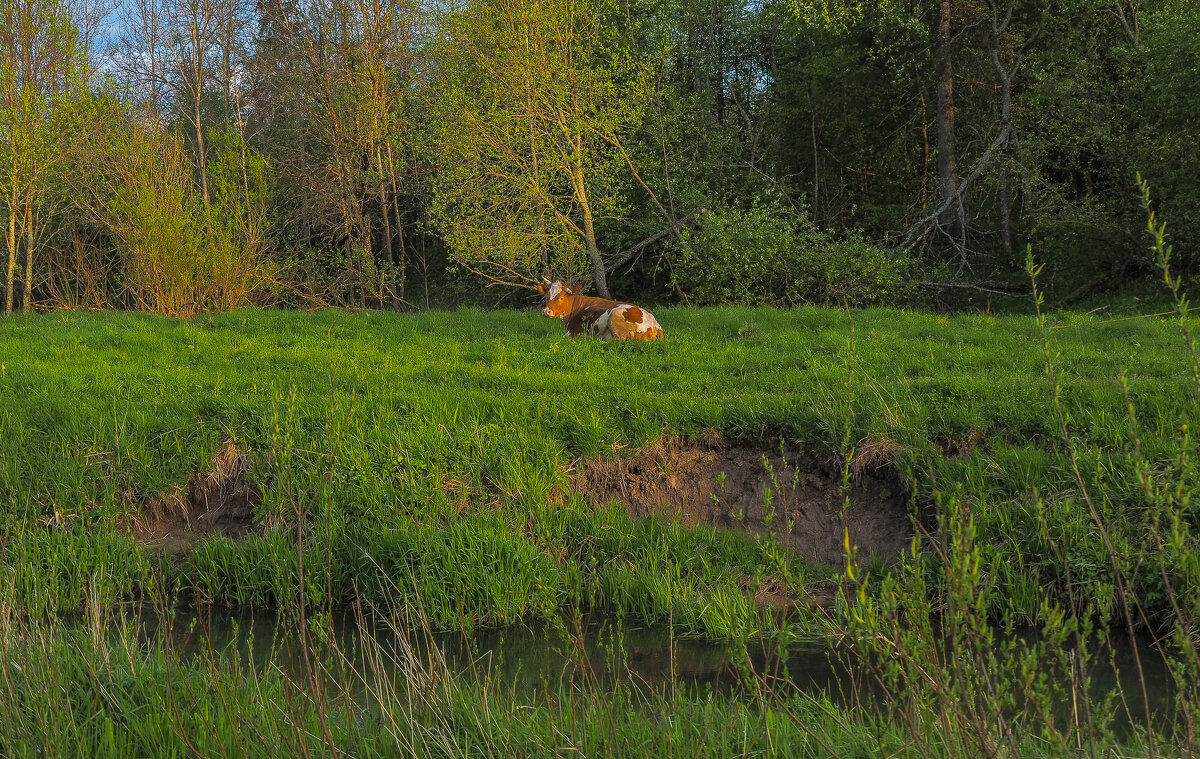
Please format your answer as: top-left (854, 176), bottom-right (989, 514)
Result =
top-left (0, 304), bottom-right (1197, 631)
top-left (2, 302), bottom-right (1198, 756)
top-left (0, 597), bottom-right (1182, 759)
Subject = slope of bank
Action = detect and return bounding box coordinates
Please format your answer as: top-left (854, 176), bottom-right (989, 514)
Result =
top-left (0, 305), bottom-right (1196, 633)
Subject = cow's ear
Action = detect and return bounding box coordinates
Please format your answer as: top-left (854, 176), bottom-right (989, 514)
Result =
top-left (566, 286), bottom-right (577, 295)
top-left (536, 283), bottom-right (546, 294)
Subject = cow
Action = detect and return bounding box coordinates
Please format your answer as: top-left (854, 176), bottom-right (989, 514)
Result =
top-left (536, 280), bottom-right (664, 341)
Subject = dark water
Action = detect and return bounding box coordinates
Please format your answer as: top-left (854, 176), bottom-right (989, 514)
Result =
top-left (127, 606), bottom-right (1182, 734)
top-left (138, 606), bottom-right (849, 699)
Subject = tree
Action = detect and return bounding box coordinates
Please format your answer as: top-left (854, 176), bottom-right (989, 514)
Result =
top-left (1133, 1), bottom-right (1200, 273)
top-left (245, 0), bottom-right (416, 307)
top-left (355, 0), bottom-right (415, 307)
top-left (116, 0), bottom-right (253, 204)
top-left (768, 1), bottom-right (928, 230)
top-left (0, 0), bottom-right (83, 313)
top-left (426, 0), bottom-right (651, 297)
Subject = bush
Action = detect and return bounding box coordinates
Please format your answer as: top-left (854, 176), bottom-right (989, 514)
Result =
top-left (671, 204), bottom-right (912, 307)
top-left (99, 121), bottom-right (268, 316)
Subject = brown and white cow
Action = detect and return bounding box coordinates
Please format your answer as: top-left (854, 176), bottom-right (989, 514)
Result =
top-left (536, 281), bottom-right (664, 341)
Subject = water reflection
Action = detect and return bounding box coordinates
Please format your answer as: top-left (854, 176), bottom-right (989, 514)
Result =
top-left (137, 606), bottom-right (849, 700)
top-left (124, 604), bottom-right (1180, 736)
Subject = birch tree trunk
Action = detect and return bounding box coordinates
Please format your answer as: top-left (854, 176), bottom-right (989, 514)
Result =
top-left (23, 197), bottom-right (33, 311)
top-left (935, 0), bottom-right (959, 227)
top-left (5, 183), bottom-right (15, 314)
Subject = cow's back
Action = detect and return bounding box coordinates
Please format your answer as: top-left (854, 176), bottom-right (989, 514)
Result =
top-left (594, 304), bottom-right (664, 341)
top-left (564, 298), bottom-right (621, 337)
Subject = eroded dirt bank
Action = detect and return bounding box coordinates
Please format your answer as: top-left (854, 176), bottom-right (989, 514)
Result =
top-left (118, 440), bottom-right (259, 549)
top-left (572, 431), bottom-right (914, 567)
top-left (116, 432), bottom-right (914, 573)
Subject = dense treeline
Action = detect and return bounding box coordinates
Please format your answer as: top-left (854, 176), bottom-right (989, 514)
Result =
top-left (1, 0), bottom-right (1196, 314)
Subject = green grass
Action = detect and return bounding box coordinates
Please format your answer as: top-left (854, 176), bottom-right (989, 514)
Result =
top-left (0, 602), bottom-right (913, 759)
top-left (0, 304), bottom-right (1197, 631)
top-left (0, 592), bottom-right (1184, 759)
top-left (2, 303), bottom-right (1199, 757)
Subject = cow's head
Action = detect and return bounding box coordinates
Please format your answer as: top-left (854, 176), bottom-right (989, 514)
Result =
top-left (536, 280), bottom-right (577, 318)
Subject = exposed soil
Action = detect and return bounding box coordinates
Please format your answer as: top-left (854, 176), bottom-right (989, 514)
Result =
top-left (736, 575), bottom-right (839, 615)
top-left (114, 432), bottom-right (909, 613)
top-left (119, 440), bottom-right (259, 549)
top-left (572, 430), bottom-right (914, 568)
top-left (938, 428), bottom-right (985, 458)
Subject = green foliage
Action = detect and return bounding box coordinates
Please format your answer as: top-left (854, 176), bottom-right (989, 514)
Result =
top-left (11, 0), bottom-right (1200, 308)
top-left (787, 0), bottom-right (890, 27)
top-left (0, 0), bottom-right (85, 312)
top-left (105, 126), bottom-right (209, 315)
top-left (98, 121), bottom-right (267, 315)
top-left (618, 0), bottom-right (780, 210)
top-left (672, 204), bottom-right (913, 306)
top-left (425, 0), bottom-right (652, 288)
top-left (1134, 3), bottom-right (1200, 272)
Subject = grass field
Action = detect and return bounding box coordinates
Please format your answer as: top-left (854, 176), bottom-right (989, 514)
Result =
top-left (0, 304), bottom-right (1197, 626)
top-left (1, 302), bottom-right (1198, 756)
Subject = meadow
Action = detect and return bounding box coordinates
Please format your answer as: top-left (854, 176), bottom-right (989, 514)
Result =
top-left (1, 300), bottom-right (1198, 756)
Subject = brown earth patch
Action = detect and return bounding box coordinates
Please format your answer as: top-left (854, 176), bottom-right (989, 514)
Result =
top-left (119, 440), bottom-right (259, 549)
top-left (572, 431), bottom-right (914, 567)
top-left (737, 576), bottom-right (839, 614)
top-left (939, 428), bottom-right (984, 458)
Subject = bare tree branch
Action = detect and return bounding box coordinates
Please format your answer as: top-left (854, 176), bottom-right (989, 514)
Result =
top-left (606, 209), bottom-right (706, 275)
top-left (897, 122), bottom-right (1011, 252)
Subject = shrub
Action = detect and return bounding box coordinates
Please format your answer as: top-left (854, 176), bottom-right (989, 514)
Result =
top-left (671, 204), bottom-right (912, 307)
top-left (100, 121), bottom-right (268, 316)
